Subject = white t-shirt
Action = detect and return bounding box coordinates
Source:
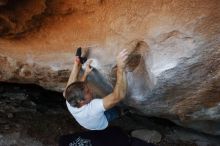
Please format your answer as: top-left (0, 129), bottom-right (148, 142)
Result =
top-left (66, 99), bottom-right (108, 130)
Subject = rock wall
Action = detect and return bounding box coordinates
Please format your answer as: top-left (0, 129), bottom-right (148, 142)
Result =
top-left (0, 0), bottom-right (220, 135)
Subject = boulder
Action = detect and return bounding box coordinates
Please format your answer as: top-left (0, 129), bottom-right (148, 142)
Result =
top-left (0, 0), bottom-right (220, 135)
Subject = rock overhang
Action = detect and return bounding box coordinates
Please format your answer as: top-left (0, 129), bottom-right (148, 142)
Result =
top-left (0, 0), bottom-right (220, 135)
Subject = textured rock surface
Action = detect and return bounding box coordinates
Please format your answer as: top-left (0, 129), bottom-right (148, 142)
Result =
top-left (0, 0), bottom-right (220, 135)
top-left (131, 129), bottom-right (162, 143)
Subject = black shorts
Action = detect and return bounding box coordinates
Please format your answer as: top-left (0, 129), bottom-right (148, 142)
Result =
top-left (59, 127), bottom-right (156, 146)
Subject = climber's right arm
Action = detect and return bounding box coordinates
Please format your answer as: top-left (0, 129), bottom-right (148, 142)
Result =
top-left (63, 56), bottom-right (82, 98)
top-left (103, 49), bottom-right (128, 110)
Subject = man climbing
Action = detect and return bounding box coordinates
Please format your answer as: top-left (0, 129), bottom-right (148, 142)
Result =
top-left (63, 47), bottom-right (129, 130)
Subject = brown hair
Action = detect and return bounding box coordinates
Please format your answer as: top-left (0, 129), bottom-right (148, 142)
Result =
top-left (65, 81), bottom-right (87, 107)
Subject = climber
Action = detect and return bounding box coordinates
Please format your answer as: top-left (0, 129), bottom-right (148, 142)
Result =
top-left (63, 47), bottom-right (129, 130)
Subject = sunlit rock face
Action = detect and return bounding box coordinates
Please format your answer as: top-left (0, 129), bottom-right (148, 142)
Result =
top-left (0, 0), bottom-right (220, 135)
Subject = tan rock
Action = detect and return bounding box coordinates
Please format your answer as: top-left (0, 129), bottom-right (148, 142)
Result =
top-left (0, 0), bottom-right (220, 135)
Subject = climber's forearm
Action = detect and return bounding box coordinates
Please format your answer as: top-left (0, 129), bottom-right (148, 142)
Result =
top-left (80, 72), bottom-right (89, 82)
top-left (66, 64), bottom-right (81, 87)
top-left (113, 68), bottom-right (127, 101)
top-left (103, 67), bottom-right (127, 109)
top-left (63, 60), bottom-right (82, 97)
top-left (80, 60), bottom-right (93, 82)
